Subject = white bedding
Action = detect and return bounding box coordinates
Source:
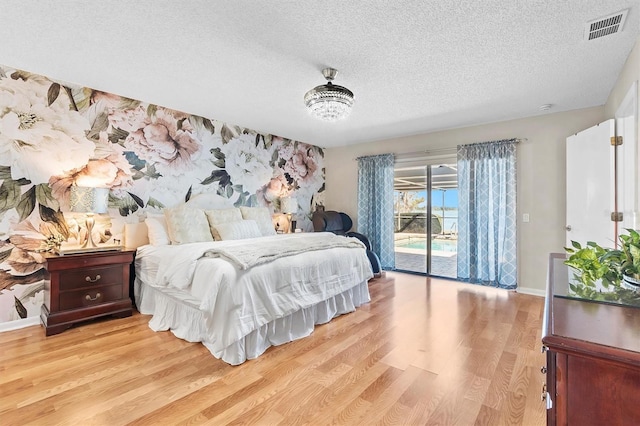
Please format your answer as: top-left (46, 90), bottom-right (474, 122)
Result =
top-left (135, 232), bottom-right (373, 364)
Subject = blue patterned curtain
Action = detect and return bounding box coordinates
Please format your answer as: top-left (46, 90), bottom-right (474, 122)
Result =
top-left (457, 139), bottom-right (517, 289)
top-left (357, 154), bottom-right (395, 270)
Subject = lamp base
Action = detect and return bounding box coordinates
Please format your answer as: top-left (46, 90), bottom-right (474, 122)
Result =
top-left (81, 213), bottom-right (98, 249)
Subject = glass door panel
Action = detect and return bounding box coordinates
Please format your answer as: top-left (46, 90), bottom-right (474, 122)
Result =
top-left (394, 163), bottom-right (458, 278)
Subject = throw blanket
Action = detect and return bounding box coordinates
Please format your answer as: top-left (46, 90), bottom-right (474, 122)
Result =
top-left (202, 233), bottom-right (365, 269)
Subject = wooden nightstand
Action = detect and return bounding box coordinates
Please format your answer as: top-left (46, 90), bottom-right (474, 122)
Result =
top-left (40, 250), bottom-right (135, 336)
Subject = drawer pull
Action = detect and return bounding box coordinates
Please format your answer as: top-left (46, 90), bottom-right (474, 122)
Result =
top-left (85, 274), bottom-right (101, 283)
top-left (85, 292), bottom-right (102, 301)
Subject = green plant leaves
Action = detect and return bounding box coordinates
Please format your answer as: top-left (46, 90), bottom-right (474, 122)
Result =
top-left (87, 111), bottom-right (109, 140)
top-left (0, 179), bottom-right (21, 215)
top-left (565, 230), bottom-right (640, 307)
top-left (220, 124), bottom-right (243, 144)
top-left (35, 184), bottom-right (59, 211)
top-left (16, 186), bottom-right (36, 222)
top-left (47, 83), bottom-right (61, 106)
top-left (14, 296), bottom-right (27, 319)
top-left (108, 127), bottom-right (129, 144)
top-left (210, 148), bottom-right (225, 168)
top-left (203, 118), bottom-right (215, 135)
top-left (201, 169), bottom-right (230, 186)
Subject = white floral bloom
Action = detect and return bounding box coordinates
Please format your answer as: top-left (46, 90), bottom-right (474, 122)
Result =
top-left (107, 105), bottom-right (147, 133)
top-left (0, 78), bottom-right (95, 184)
top-left (220, 133), bottom-right (273, 194)
top-left (194, 122), bottom-right (224, 152)
top-left (277, 141), bottom-right (295, 161)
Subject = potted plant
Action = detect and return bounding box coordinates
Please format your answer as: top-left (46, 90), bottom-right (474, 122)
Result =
top-left (618, 229), bottom-right (640, 289)
top-left (565, 229), bottom-right (640, 304)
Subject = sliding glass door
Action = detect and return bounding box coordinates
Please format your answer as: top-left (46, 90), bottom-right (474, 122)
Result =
top-left (394, 163), bottom-right (458, 278)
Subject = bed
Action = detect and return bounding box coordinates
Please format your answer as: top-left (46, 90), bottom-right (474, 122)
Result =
top-left (128, 194), bottom-right (374, 365)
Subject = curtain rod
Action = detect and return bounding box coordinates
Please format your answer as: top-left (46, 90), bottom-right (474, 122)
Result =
top-left (398, 138), bottom-right (527, 157)
top-left (354, 138), bottom-right (527, 161)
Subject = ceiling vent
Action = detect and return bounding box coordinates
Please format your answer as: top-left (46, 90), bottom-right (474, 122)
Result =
top-left (584, 9), bottom-right (628, 41)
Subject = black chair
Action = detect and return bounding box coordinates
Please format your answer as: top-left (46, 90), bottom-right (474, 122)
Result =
top-left (312, 210), bottom-right (382, 276)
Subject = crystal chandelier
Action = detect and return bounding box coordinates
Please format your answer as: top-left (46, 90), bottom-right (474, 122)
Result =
top-left (304, 68), bottom-right (354, 122)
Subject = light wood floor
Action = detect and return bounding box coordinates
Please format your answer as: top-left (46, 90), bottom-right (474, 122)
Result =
top-left (0, 272), bottom-right (546, 425)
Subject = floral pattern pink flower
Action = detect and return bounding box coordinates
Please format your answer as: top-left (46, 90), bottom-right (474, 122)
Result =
top-left (124, 108), bottom-right (201, 176)
top-left (257, 174), bottom-right (290, 205)
top-left (279, 142), bottom-right (324, 194)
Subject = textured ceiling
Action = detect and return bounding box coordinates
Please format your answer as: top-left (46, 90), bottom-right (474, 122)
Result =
top-left (0, 1), bottom-right (638, 148)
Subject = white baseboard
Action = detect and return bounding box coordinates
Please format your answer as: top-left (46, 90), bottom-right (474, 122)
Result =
top-left (0, 316), bottom-right (40, 333)
top-left (516, 287), bottom-right (546, 297)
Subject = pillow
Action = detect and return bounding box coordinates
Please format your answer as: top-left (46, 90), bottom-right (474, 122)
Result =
top-left (205, 208), bottom-right (243, 240)
top-left (164, 206), bottom-right (213, 244)
top-left (240, 206), bottom-right (277, 236)
top-left (215, 220), bottom-right (262, 241)
top-left (144, 215), bottom-right (170, 245)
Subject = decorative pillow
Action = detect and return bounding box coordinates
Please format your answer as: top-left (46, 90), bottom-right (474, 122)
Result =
top-left (145, 215), bottom-right (170, 245)
top-left (240, 206), bottom-right (277, 236)
top-left (164, 206), bottom-right (213, 244)
top-left (205, 208), bottom-right (243, 240)
top-left (215, 220), bottom-right (262, 241)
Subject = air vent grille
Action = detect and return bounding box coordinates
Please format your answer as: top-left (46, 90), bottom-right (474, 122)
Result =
top-left (585, 9), bottom-right (628, 41)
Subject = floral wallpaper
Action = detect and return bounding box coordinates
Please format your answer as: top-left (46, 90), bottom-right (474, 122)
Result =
top-left (0, 66), bottom-right (325, 325)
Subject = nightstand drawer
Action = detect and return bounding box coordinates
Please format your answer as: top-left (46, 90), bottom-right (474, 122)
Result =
top-left (59, 284), bottom-right (123, 311)
top-left (59, 265), bottom-right (122, 291)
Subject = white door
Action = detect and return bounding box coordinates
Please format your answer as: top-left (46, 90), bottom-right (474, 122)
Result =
top-left (616, 81), bottom-right (638, 231)
top-left (566, 119), bottom-right (616, 248)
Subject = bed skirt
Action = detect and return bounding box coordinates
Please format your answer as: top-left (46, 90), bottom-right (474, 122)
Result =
top-left (134, 278), bottom-right (371, 365)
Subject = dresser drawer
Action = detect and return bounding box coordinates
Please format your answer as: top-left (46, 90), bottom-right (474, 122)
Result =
top-left (59, 265), bottom-right (122, 291)
top-left (58, 284), bottom-right (123, 311)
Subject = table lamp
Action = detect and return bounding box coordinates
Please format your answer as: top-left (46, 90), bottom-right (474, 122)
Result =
top-left (70, 186), bottom-right (109, 249)
top-left (281, 197), bottom-right (298, 233)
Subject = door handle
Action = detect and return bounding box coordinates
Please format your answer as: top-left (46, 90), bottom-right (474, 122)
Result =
top-left (565, 225), bottom-right (572, 231)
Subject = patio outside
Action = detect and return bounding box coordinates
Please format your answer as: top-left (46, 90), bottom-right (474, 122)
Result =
top-left (393, 208), bottom-right (458, 278)
top-left (394, 233), bottom-right (458, 278)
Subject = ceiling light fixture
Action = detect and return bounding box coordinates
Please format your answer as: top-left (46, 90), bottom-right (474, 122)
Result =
top-left (304, 68), bottom-right (354, 122)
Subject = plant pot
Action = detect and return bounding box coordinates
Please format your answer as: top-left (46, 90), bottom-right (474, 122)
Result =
top-left (622, 275), bottom-right (640, 292)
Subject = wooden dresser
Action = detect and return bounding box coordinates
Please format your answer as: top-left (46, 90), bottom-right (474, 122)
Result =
top-left (542, 254), bottom-right (640, 425)
top-left (40, 250), bottom-right (135, 336)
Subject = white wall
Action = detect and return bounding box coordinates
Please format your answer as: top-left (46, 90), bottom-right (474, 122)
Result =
top-left (325, 107), bottom-right (605, 294)
top-left (605, 37), bottom-right (640, 120)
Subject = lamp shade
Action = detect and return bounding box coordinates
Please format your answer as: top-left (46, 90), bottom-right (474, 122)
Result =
top-left (70, 186), bottom-right (109, 214)
top-left (281, 197), bottom-right (298, 214)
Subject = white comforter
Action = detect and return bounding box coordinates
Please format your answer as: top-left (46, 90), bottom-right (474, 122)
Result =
top-left (136, 232), bottom-right (373, 355)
